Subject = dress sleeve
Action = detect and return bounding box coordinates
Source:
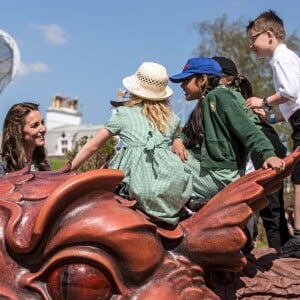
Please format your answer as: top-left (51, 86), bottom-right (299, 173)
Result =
top-left (0, 160), bottom-right (6, 177)
top-left (172, 112), bottom-right (181, 131)
top-left (104, 108), bottom-right (124, 135)
top-left (171, 113), bottom-right (188, 143)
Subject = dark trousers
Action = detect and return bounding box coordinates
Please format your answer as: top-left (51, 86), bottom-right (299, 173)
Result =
top-left (250, 116), bottom-right (290, 248)
top-left (260, 187), bottom-right (289, 247)
top-left (289, 109), bottom-right (300, 184)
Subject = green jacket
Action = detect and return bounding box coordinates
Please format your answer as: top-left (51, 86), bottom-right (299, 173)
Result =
top-left (182, 86), bottom-right (276, 171)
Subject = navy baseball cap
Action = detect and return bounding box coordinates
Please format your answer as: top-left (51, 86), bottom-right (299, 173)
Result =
top-left (169, 57), bottom-right (222, 83)
top-left (212, 56), bottom-right (238, 77)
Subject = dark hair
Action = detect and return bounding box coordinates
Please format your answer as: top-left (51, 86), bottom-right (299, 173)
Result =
top-left (212, 56), bottom-right (253, 99)
top-left (183, 75), bottom-right (219, 147)
top-left (221, 74), bottom-right (253, 99)
top-left (234, 75), bottom-right (253, 99)
top-left (247, 10), bottom-right (285, 42)
top-left (1, 102), bottom-right (50, 172)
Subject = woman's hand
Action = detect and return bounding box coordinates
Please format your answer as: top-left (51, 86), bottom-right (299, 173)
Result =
top-left (171, 138), bottom-right (188, 162)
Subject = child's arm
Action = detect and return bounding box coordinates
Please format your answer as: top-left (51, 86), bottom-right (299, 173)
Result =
top-left (71, 128), bottom-right (113, 171)
top-left (171, 138), bottom-right (188, 162)
top-left (252, 109), bottom-right (285, 124)
top-left (264, 111), bottom-right (285, 124)
top-left (246, 92), bottom-right (289, 109)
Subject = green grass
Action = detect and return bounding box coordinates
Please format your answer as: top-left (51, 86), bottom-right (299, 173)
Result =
top-left (49, 157), bottom-right (68, 170)
top-left (256, 240), bottom-right (268, 248)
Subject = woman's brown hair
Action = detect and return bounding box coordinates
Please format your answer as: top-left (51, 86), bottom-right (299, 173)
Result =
top-left (1, 102), bottom-right (50, 172)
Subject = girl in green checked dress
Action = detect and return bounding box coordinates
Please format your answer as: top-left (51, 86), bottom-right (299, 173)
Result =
top-left (71, 62), bottom-right (193, 225)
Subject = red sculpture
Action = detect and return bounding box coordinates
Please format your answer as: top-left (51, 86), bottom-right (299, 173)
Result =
top-left (1, 150), bottom-right (300, 299)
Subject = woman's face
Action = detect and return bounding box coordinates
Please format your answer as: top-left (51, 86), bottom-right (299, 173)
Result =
top-left (180, 75), bottom-right (204, 101)
top-left (22, 110), bottom-right (46, 151)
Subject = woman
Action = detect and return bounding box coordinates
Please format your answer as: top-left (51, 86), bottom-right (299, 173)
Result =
top-left (0, 102), bottom-right (50, 175)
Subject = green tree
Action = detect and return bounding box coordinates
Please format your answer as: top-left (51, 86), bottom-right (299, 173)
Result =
top-left (193, 14), bottom-right (300, 151)
top-left (66, 135), bottom-right (117, 173)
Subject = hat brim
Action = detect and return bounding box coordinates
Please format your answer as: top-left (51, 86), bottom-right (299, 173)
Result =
top-left (169, 71), bottom-right (194, 83)
top-left (122, 75), bottom-right (173, 101)
top-left (110, 100), bottom-right (129, 108)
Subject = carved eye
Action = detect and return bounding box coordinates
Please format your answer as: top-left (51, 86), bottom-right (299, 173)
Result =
top-left (47, 263), bottom-right (113, 300)
top-left (23, 248), bottom-right (128, 299)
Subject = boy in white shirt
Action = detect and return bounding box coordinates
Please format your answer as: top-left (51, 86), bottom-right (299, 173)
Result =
top-left (246, 10), bottom-right (300, 258)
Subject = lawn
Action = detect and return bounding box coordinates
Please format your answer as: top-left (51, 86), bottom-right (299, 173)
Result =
top-left (49, 157), bottom-right (68, 170)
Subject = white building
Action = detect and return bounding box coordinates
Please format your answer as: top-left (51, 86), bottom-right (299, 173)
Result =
top-left (46, 94), bottom-right (82, 130)
top-left (45, 94), bottom-right (104, 156)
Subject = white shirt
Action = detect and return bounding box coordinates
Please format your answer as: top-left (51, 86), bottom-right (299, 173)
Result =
top-left (270, 44), bottom-right (300, 120)
top-left (245, 159), bottom-right (255, 174)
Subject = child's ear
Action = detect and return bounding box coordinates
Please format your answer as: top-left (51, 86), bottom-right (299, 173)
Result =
top-left (201, 75), bottom-right (210, 91)
top-left (196, 75), bottom-right (209, 94)
top-left (198, 74), bottom-right (208, 85)
top-left (266, 30), bottom-right (275, 41)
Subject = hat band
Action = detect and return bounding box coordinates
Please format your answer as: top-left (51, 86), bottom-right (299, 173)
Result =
top-left (136, 71), bottom-right (168, 93)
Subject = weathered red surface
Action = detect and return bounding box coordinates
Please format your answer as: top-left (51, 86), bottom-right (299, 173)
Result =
top-left (0, 151), bottom-right (300, 299)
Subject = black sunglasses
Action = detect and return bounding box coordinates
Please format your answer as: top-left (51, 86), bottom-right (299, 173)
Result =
top-left (249, 30), bottom-right (267, 45)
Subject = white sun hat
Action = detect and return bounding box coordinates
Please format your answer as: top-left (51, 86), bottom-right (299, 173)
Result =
top-left (122, 62), bottom-right (173, 101)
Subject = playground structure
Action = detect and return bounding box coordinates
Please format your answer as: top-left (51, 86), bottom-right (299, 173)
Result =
top-left (0, 150), bottom-right (300, 299)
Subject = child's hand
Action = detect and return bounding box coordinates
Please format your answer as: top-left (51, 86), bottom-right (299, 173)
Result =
top-left (262, 156), bottom-right (285, 171)
top-left (253, 108), bottom-right (266, 117)
top-left (247, 97), bottom-right (264, 109)
top-left (171, 138), bottom-right (188, 162)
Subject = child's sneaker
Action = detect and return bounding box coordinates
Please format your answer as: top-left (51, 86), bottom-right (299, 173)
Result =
top-left (277, 238), bottom-right (300, 258)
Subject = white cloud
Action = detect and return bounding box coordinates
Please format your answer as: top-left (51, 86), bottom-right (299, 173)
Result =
top-left (30, 24), bottom-right (69, 45)
top-left (18, 61), bottom-right (50, 76)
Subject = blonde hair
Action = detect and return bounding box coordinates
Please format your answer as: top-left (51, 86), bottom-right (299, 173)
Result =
top-left (125, 96), bottom-right (172, 135)
top-left (247, 10), bottom-right (286, 42)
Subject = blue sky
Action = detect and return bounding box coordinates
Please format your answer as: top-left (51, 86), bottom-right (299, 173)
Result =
top-left (0, 1), bottom-right (299, 130)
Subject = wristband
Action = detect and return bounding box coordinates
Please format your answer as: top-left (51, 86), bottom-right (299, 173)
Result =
top-left (269, 113), bottom-right (276, 124)
top-left (263, 97), bottom-right (271, 110)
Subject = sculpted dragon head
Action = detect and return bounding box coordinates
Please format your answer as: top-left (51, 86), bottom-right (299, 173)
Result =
top-left (0, 151), bottom-right (299, 299)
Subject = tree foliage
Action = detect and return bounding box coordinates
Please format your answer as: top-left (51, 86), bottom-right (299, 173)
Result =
top-left (193, 14), bottom-right (300, 151)
top-left (66, 135), bottom-right (117, 173)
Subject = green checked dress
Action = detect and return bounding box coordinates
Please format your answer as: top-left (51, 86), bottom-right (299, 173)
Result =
top-left (105, 105), bottom-right (192, 225)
